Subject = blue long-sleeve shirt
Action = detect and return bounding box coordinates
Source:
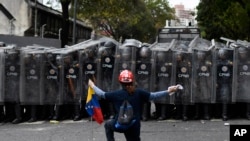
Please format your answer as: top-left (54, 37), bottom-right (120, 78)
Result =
top-left (92, 85), bottom-right (171, 121)
top-left (92, 85), bottom-right (170, 101)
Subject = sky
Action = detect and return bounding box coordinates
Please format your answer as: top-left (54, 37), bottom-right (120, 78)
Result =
top-left (168, 0), bottom-right (200, 9)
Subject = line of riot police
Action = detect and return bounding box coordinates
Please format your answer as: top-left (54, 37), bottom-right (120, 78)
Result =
top-left (0, 36), bottom-right (250, 124)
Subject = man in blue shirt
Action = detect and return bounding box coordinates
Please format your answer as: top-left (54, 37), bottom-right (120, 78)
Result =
top-left (88, 69), bottom-right (180, 141)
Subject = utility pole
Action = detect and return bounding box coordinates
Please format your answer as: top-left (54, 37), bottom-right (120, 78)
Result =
top-left (72, 0), bottom-right (77, 44)
top-left (34, 0), bottom-right (38, 37)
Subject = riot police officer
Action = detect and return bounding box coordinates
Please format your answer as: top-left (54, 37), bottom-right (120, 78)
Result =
top-left (97, 40), bottom-right (117, 119)
top-left (135, 45), bottom-right (152, 121)
top-left (0, 42), bottom-right (5, 122)
top-left (173, 50), bottom-right (192, 121)
top-left (53, 53), bottom-right (81, 121)
top-left (192, 50), bottom-right (212, 120)
top-left (80, 45), bottom-right (99, 120)
top-left (235, 46), bottom-right (250, 120)
top-left (215, 48), bottom-right (233, 121)
top-left (151, 45), bottom-right (175, 121)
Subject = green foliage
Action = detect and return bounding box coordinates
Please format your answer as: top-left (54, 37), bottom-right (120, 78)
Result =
top-left (196, 0), bottom-right (250, 41)
top-left (75, 0), bottom-right (174, 42)
top-left (145, 0), bottom-right (174, 30)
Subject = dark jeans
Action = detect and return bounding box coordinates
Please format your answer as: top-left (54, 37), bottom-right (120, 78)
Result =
top-left (104, 119), bottom-right (141, 141)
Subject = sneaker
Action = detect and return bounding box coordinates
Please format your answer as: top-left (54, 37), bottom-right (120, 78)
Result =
top-left (28, 118), bottom-right (37, 122)
top-left (12, 118), bottom-right (22, 124)
top-left (73, 116), bottom-right (81, 121)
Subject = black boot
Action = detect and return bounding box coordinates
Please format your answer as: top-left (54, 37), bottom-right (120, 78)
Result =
top-left (47, 105), bottom-right (55, 120)
top-left (12, 104), bottom-right (23, 124)
top-left (182, 105), bottom-right (188, 121)
top-left (142, 102), bottom-right (150, 121)
top-left (52, 105), bottom-right (61, 121)
top-left (73, 104), bottom-right (81, 121)
top-left (41, 105), bottom-right (55, 120)
top-left (158, 104), bottom-right (167, 120)
top-left (28, 105), bottom-right (37, 122)
top-left (194, 104), bottom-right (200, 120)
top-left (222, 103), bottom-right (228, 121)
top-left (0, 105), bottom-right (5, 122)
top-left (203, 104), bottom-right (210, 120)
top-left (175, 105), bottom-right (182, 120)
top-left (246, 103), bottom-right (250, 120)
top-left (4, 102), bottom-right (16, 122)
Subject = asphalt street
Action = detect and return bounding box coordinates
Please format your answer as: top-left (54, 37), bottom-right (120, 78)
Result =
top-left (0, 118), bottom-right (249, 141)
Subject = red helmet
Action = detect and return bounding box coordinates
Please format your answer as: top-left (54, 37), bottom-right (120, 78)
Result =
top-left (119, 70), bottom-right (134, 83)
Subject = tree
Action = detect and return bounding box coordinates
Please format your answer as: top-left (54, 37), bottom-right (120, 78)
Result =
top-left (145, 0), bottom-right (174, 29)
top-left (196, 0), bottom-right (250, 41)
top-left (60, 0), bottom-right (71, 48)
top-left (58, 0), bottom-right (175, 44)
top-left (77, 0), bottom-right (174, 42)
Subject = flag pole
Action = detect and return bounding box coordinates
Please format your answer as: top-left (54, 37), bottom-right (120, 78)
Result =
top-left (91, 116), bottom-right (94, 141)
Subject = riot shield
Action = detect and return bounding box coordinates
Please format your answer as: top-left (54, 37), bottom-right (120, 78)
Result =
top-left (43, 52), bottom-right (59, 105)
top-left (212, 42), bottom-right (234, 104)
top-left (135, 43), bottom-right (152, 90)
top-left (0, 49), bottom-right (4, 104)
top-left (2, 48), bottom-right (20, 103)
top-left (150, 42), bottom-right (175, 104)
top-left (78, 43), bottom-right (99, 101)
top-left (135, 43), bottom-right (153, 120)
top-left (19, 47), bottom-right (46, 105)
top-left (171, 40), bottom-right (193, 105)
top-left (232, 43), bottom-right (250, 103)
top-left (190, 38), bottom-right (214, 104)
top-left (94, 38), bottom-right (119, 118)
top-left (96, 38), bottom-right (119, 91)
top-left (66, 39), bottom-right (101, 101)
top-left (112, 39), bottom-right (141, 89)
top-left (53, 48), bottom-right (81, 105)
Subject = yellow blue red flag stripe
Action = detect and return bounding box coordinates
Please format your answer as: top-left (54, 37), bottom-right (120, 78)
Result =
top-left (85, 87), bottom-right (104, 124)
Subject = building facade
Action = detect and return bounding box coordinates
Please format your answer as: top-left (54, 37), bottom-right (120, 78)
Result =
top-left (0, 0), bottom-right (92, 44)
top-left (173, 4), bottom-right (197, 27)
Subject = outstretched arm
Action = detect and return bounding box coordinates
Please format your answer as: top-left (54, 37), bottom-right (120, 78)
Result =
top-left (149, 85), bottom-right (180, 101)
top-left (88, 79), bottom-right (106, 99)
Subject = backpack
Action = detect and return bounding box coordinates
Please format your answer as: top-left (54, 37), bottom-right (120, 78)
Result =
top-left (115, 100), bottom-right (136, 130)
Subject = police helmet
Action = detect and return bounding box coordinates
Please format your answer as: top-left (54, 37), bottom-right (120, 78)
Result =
top-left (104, 41), bottom-right (116, 48)
top-left (238, 47), bottom-right (248, 60)
top-left (139, 46), bottom-right (151, 58)
top-left (175, 51), bottom-right (183, 61)
top-left (156, 51), bottom-right (166, 62)
top-left (121, 46), bottom-right (132, 60)
top-left (197, 50), bottom-right (206, 60)
top-left (218, 48), bottom-right (228, 59)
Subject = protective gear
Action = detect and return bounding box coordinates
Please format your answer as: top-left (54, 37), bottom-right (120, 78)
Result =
top-left (197, 50), bottom-right (206, 61)
top-left (121, 47), bottom-right (132, 61)
top-left (156, 51), bottom-right (166, 62)
top-left (175, 51), bottom-right (184, 61)
top-left (119, 70), bottom-right (134, 83)
top-left (214, 46), bottom-right (234, 121)
top-left (222, 103), bottom-right (228, 121)
top-left (218, 48), bottom-right (228, 59)
top-left (12, 104), bottom-right (23, 124)
top-left (104, 41), bottom-right (116, 48)
top-left (247, 104), bottom-right (250, 120)
top-left (139, 46), bottom-right (150, 58)
top-left (238, 46), bottom-right (247, 60)
top-left (172, 40), bottom-right (193, 121)
top-left (73, 104), bottom-right (81, 121)
top-left (28, 105), bottom-right (37, 122)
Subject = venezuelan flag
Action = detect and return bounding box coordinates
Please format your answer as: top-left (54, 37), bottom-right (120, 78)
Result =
top-left (85, 87), bottom-right (104, 124)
